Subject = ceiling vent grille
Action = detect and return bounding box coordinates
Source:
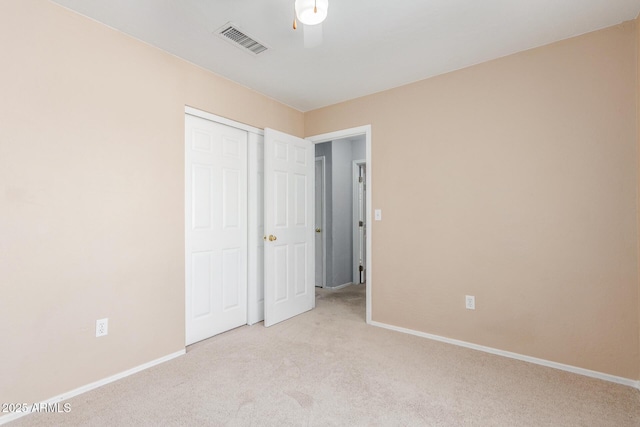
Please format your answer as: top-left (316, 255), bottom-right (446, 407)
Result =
top-left (217, 23), bottom-right (268, 55)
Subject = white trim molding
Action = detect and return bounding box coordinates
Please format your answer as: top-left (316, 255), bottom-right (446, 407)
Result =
top-left (185, 106), bottom-right (263, 135)
top-left (326, 282), bottom-right (355, 290)
top-left (314, 155), bottom-right (327, 289)
top-left (306, 125), bottom-right (371, 144)
top-left (370, 321), bottom-right (640, 390)
top-left (0, 350), bottom-right (185, 426)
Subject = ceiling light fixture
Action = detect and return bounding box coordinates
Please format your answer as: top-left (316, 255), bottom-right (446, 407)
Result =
top-left (294, 0), bottom-right (328, 27)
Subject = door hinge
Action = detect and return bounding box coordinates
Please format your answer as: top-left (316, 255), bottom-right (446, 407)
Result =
top-left (359, 176), bottom-right (363, 183)
top-left (359, 221), bottom-right (364, 227)
top-left (359, 265), bottom-right (364, 272)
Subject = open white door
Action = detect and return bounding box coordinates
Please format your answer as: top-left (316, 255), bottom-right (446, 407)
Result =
top-left (353, 161), bottom-right (366, 284)
top-left (264, 128), bottom-right (315, 327)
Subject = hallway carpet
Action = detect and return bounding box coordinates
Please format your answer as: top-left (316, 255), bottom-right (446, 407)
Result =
top-left (12, 285), bottom-right (640, 426)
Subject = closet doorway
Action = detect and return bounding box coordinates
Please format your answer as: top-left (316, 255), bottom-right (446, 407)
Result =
top-left (185, 108), bottom-right (315, 345)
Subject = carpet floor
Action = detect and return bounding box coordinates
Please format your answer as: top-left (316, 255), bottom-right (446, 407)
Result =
top-left (11, 284), bottom-right (640, 426)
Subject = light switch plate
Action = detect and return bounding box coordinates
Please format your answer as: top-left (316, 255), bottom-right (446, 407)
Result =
top-left (375, 209), bottom-right (382, 221)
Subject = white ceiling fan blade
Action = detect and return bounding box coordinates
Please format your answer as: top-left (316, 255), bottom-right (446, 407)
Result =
top-left (303, 23), bottom-right (323, 48)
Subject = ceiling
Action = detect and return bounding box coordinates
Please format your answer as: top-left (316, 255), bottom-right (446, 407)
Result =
top-left (51, 0), bottom-right (640, 112)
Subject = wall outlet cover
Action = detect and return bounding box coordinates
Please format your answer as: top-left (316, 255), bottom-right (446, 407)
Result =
top-left (96, 318), bottom-right (109, 337)
top-left (465, 295), bottom-right (475, 310)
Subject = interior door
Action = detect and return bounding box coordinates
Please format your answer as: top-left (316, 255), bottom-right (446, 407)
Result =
top-left (264, 128), bottom-right (315, 327)
top-left (315, 157), bottom-right (325, 287)
top-left (358, 164), bottom-right (366, 283)
top-left (185, 114), bottom-right (247, 345)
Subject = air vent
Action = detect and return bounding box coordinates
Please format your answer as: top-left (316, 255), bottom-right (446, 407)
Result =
top-left (216, 23), bottom-right (268, 55)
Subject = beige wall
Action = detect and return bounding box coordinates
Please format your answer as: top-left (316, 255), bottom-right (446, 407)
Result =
top-left (2, 0), bottom-right (639, 409)
top-left (306, 23), bottom-right (640, 379)
top-left (0, 0), bottom-right (303, 404)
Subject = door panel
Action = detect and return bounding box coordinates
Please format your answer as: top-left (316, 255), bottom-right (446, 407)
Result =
top-left (222, 169), bottom-right (240, 227)
top-left (294, 243), bottom-right (307, 294)
top-left (185, 114), bottom-right (247, 345)
top-left (294, 174), bottom-right (307, 225)
top-left (222, 248), bottom-right (240, 310)
top-left (192, 165), bottom-right (213, 229)
top-left (275, 245), bottom-right (288, 302)
top-left (192, 252), bottom-right (213, 316)
top-left (264, 128), bottom-right (315, 327)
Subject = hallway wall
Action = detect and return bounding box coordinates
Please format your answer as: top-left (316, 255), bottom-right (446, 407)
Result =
top-left (316, 138), bottom-right (366, 287)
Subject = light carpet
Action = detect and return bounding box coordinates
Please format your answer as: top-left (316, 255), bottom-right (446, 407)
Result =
top-left (11, 284), bottom-right (640, 426)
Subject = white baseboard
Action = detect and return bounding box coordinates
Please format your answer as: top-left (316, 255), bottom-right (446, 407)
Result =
top-left (0, 349), bottom-right (186, 426)
top-left (370, 321), bottom-right (640, 390)
top-left (326, 282), bottom-right (354, 290)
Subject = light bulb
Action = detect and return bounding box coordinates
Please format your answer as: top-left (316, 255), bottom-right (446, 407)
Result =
top-left (295, 0), bottom-right (328, 26)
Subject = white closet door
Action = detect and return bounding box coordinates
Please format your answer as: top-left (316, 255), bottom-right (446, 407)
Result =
top-left (264, 128), bottom-right (315, 327)
top-left (185, 114), bottom-right (247, 345)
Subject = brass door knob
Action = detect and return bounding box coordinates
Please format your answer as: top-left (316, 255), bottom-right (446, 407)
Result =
top-left (315, 228), bottom-right (321, 233)
top-left (268, 235), bottom-right (277, 241)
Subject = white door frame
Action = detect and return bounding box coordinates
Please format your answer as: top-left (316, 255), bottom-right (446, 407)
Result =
top-left (306, 125), bottom-right (372, 324)
top-left (352, 159), bottom-right (365, 284)
top-left (315, 156), bottom-right (327, 288)
top-left (247, 132), bottom-right (265, 325)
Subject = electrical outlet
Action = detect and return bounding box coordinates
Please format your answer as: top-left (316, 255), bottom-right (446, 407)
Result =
top-left (465, 295), bottom-right (475, 310)
top-left (96, 318), bottom-right (108, 337)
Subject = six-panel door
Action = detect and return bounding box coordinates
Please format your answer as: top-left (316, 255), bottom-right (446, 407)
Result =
top-left (185, 114), bottom-right (248, 345)
top-left (264, 128), bottom-right (315, 327)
